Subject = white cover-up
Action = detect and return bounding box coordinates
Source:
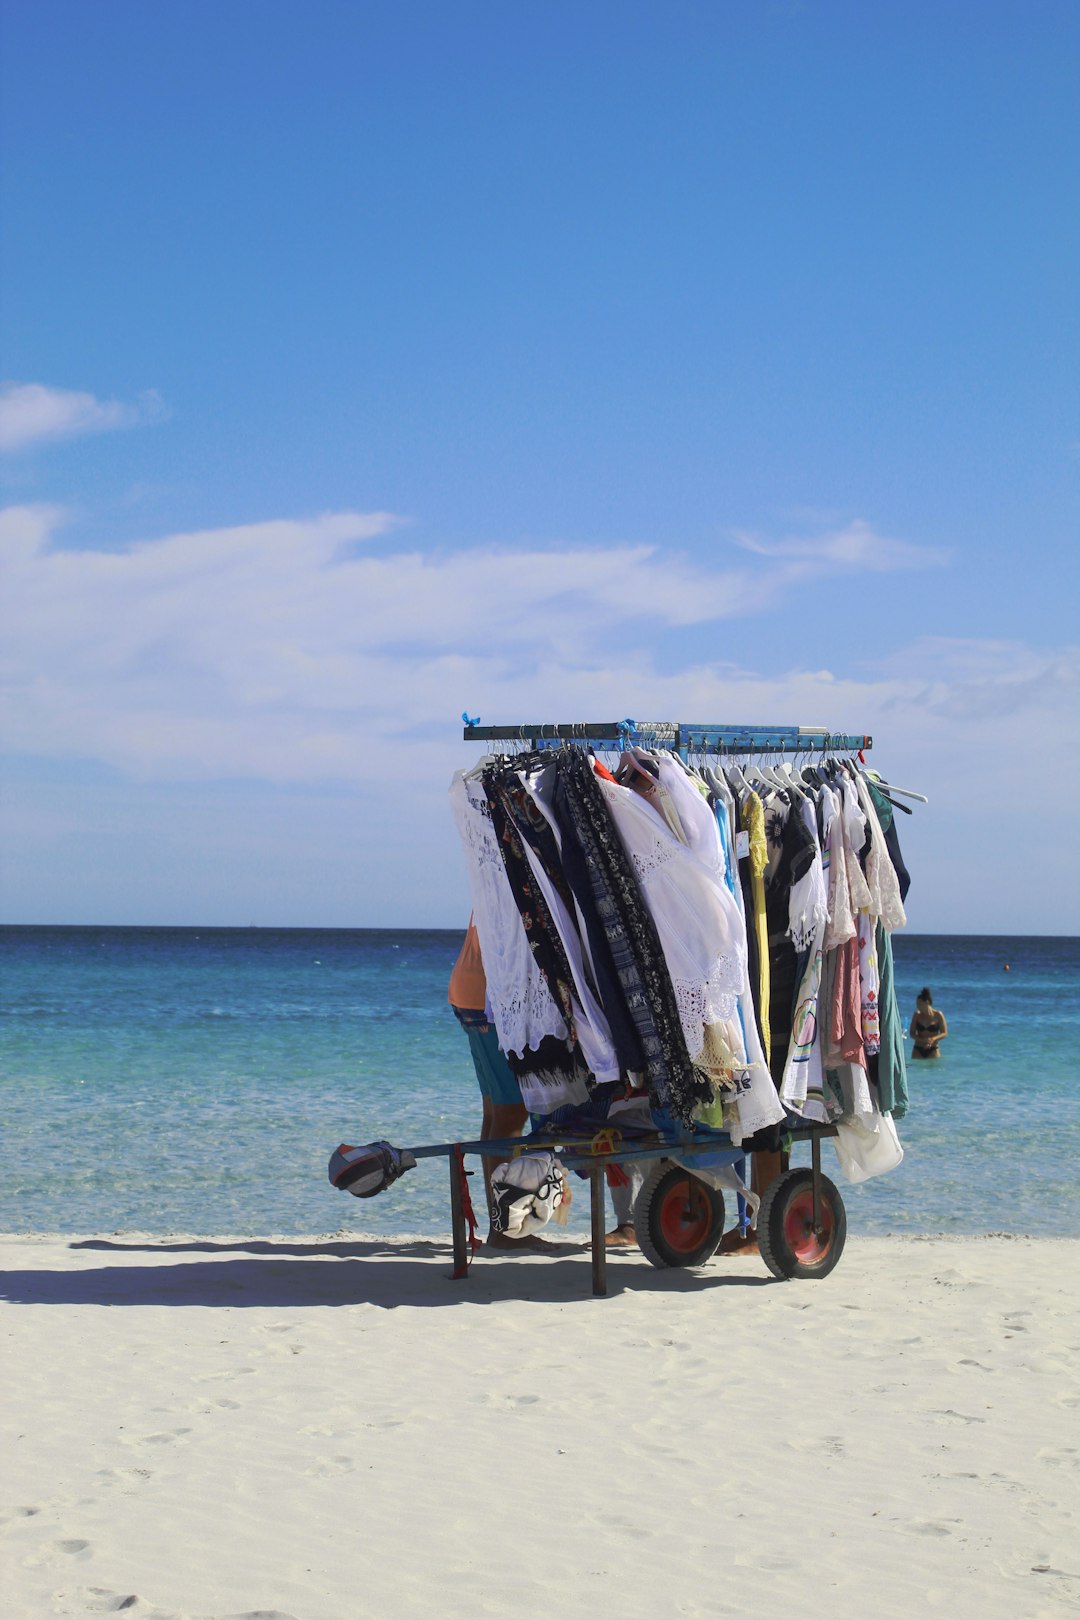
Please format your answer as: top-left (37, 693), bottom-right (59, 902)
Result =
top-left (852, 769), bottom-right (907, 933)
top-left (448, 770), bottom-right (567, 1058)
top-left (822, 784), bottom-right (857, 950)
top-left (595, 770), bottom-right (747, 1061)
top-left (839, 776), bottom-right (874, 917)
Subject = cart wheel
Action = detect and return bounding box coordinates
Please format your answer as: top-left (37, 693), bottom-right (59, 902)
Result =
top-left (757, 1167), bottom-right (847, 1280)
top-left (635, 1161), bottom-right (726, 1270)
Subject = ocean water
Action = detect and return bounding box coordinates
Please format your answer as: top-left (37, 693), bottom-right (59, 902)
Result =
top-left (1, 926), bottom-right (1077, 1239)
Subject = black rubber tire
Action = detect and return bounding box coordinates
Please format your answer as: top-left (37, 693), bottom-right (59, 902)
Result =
top-left (757, 1166), bottom-right (847, 1280)
top-left (634, 1160), bottom-right (726, 1270)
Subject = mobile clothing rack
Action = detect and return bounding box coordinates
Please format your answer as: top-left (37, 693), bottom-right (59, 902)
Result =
top-left (355, 721), bottom-right (874, 1297)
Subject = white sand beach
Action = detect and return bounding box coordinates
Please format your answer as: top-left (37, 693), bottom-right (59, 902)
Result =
top-left (1, 1233), bottom-right (1077, 1620)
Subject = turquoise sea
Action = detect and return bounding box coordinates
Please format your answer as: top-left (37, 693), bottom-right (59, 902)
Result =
top-left (1, 927), bottom-right (1076, 1239)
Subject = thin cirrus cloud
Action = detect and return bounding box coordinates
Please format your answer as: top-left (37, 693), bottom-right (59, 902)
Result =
top-left (730, 519), bottom-right (949, 572)
top-left (0, 382), bottom-right (168, 453)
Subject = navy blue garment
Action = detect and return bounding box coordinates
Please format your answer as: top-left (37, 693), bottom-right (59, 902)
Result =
top-left (541, 1079), bottom-right (656, 1136)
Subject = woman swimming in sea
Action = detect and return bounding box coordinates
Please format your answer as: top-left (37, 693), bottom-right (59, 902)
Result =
top-left (909, 986), bottom-right (948, 1059)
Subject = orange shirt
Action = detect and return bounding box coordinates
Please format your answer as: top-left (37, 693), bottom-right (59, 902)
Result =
top-left (447, 918), bottom-right (486, 1010)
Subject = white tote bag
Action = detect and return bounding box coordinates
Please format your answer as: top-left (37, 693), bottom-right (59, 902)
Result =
top-left (832, 1111), bottom-right (904, 1184)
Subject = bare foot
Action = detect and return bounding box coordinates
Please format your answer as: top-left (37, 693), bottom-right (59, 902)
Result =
top-left (716, 1226), bottom-right (759, 1256)
top-left (605, 1224), bottom-right (637, 1248)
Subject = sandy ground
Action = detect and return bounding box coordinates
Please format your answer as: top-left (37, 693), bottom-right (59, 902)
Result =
top-left (1, 1232), bottom-right (1078, 1620)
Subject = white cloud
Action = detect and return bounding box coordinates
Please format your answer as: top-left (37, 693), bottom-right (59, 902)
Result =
top-left (731, 518), bottom-right (948, 572)
top-left (0, 503), bottom-right (1070, 803)
top-left (0, 382), bottom-right (168, 452)
top-left (2, 502), bottom-right (1076, 929)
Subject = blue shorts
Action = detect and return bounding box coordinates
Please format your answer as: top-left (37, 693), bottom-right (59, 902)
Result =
top-left (452, 1006), bottom-right (523, 1108)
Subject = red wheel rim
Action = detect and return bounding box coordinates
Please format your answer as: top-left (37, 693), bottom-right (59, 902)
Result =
top-left (782, 1186), bottom-right (835, 1266)
top-left (658, 1179), bottom-right (712, 1252)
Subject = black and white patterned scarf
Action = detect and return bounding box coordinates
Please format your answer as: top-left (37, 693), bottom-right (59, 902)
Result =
top-left (553, 747), bottom-right (711, 1126)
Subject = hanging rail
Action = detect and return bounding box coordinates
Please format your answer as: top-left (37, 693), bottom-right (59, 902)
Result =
top-left (461, 721), bottom-right (872, 754)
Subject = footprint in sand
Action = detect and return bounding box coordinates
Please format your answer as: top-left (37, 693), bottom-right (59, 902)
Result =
top-left (900, 1519), bottom-right (959, 1537)
top-left (786, 1434), bottom-right (845, 1456)
top-left (96, 1469), bottom-right (153, 1493)
top-left (1034, 1446), bottom-right (1078, 1471)
top-left (933, 1269), bottom-right (973, 1289)
top-left (126, 1429), bottom-right (192, 1447)
top-left (213, 1611), bottom-right (301, 1619)
top-left (56, 1590), bottom-right (142, 1614)
top-left (0, 1504), bottom-right (42, 1527)
top-left (25, 1538), bottom-right (93, 1568)
top-left (302, 1455), bottom-right (354, 1478)
top-left (472, 1393), bottom-right (542, 1411)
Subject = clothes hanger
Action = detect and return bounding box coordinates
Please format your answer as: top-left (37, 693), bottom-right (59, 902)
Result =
top-left (776, 758), bottom-right (810, 800)
top-left (750, 755), bottom-right (789, 793)
top-left (724, 755), bottom-right (752, 798)
top-left (614, 746), bottom-right (656, 787)
top-left (863, 767), bottom-right (929, 805)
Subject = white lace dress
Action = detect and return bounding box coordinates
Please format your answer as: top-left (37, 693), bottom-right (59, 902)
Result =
top-left (594, 769), bottom-right (748, 1069)
top-left (852, 770), bottom-right (907, 933)
top-left (448, 770), bottom-right (567, 1059)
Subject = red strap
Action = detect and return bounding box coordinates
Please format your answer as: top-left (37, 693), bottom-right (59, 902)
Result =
top-left (450, 1144), bottom-right (482, 1278)
top-left (605, 1162), bottom-right (630, 1189)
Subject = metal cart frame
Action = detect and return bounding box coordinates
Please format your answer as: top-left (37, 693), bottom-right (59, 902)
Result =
top-left (406, 1121), bottom-right (844, 1296)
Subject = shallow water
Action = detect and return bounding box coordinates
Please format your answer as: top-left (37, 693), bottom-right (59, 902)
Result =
top-left (1, 926), bottom-right (1076, 1238)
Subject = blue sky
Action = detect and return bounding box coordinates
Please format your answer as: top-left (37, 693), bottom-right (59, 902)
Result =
top-left (1, 0), bottom-right (1077, 931)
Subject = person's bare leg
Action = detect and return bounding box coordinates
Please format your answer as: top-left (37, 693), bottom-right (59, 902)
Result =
top-left (717, 1149), bottom-right (782, 1255)
top-left (606, 1162), bottom-right (643, 1245)
top-left (483, 1100), bottom-right (527, 1221)
top-left (479, 1095), bottom-right (497, 1227)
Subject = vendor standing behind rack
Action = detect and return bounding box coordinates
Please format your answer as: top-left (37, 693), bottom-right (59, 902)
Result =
top-left (449, 918), bottom-right (638, 1250)
top-left (448, 918), bottom-right (531, 1249)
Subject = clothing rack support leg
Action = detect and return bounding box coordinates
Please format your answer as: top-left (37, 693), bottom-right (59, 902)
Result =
top-left (449, 1151), bottom-right (467, 1280)
top-left (811, 1132), bottom-right (822, 1236)
top-left (590, 1166), bottom-right (607, 1297)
